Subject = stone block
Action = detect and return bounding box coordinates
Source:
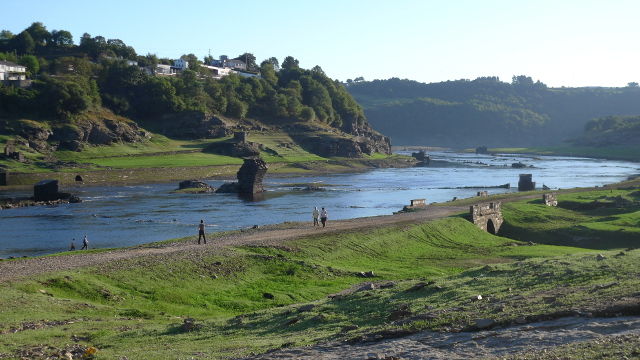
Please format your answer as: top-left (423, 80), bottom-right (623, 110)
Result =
top-left (34, 179), bottom-right (60, 202)
top-left (518, 174), bottom-right (535, 191)
top-left (543, 193), bottom-right (558, 206)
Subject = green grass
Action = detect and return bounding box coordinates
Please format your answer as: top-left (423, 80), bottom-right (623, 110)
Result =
top-left (500, 188), bottom-right (640, 249)
top-left (0, 215), bottom-right (590, 359)
top-left (4, 184), bottom-right (639, 359)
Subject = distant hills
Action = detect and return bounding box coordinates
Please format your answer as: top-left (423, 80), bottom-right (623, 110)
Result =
top-left (347, 77), bottom-right (640, 147)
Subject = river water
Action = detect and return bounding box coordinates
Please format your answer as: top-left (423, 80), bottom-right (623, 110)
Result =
top-left (1, 151), bottom-right (638, 258)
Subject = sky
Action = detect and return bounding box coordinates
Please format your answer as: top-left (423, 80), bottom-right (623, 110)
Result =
top-left (3, 0), bottom-right (640, 87)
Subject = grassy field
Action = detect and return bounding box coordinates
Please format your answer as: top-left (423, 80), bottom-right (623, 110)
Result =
top-left (1, 186), bottom-right (638, 359)
top-left (500, 188), bottom-right (640, 249)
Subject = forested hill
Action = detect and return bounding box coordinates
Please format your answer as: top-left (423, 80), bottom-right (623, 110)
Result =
top-left (347, 77), bottom-right (640, 147)
top-left (1, 22), bottom-right (388, 160)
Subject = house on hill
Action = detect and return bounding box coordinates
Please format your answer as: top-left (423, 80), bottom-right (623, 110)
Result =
top-left (224, 59), bottom-right (246, 70)
top-left (0, 60), bottom-right (27, 81)
top-left (173, 59), bottom-right (189, 71)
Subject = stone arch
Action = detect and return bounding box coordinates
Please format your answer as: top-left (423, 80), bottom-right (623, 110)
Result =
top-left (486, 219), bottom-right (496, 235)
top-left (469, 202), bottom-right (503, 234)
top-left (75, 175), bottom-right (84, 182)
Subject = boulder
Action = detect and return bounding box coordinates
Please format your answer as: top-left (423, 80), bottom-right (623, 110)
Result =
top-left (215, 182), bottom-right (240, 193)
top-left (178, 180), bottom-right (215, 193)
top-left (34, 180), bottom-right (60, 202)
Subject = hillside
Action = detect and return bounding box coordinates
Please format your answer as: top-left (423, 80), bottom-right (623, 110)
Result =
top-left (0, 23), bottom-right (391, 176)
top-left (347, 77), bottom-right (640, 148)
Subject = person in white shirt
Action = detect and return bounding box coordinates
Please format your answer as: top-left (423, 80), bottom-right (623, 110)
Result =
top-left (320, 207), bottom-right (328, 228)
top-left (312, 207), bottom-right (320, 227)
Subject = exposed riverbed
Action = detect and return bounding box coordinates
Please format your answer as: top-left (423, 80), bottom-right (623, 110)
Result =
top-left (1, 151), bottom-right (638, 258)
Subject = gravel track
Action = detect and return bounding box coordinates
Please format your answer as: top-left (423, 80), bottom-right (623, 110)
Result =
top-left (0, 205), bottom-right (466, 283)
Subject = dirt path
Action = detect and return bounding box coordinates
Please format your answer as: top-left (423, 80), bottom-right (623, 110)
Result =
top-left (0, 205), bottom-right (467, 283)
top-left (247, 316), bottom-right (640, 359)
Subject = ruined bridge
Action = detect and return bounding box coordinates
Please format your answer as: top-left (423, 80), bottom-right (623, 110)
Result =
top-left (469, 202), bottom-right (503, 234)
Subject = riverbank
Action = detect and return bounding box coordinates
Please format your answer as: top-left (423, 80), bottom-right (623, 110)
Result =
top-left (0, 155), bottom-right (416, 187)
top-left (0, 181), bottom-right (638, 359)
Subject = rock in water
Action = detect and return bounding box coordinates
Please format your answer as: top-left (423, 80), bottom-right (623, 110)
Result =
top-left (178, 180), bottom-right (215, 193)
top-left (34, 179), bottom-right (60, 202)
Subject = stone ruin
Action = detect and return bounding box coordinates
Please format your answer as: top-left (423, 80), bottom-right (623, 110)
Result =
top-left (33, 179), bottom-right (81, 203)
top-left (411, 150), bottom-right (430, 166)
top-left (237, 158), bottom-right (268, 193)
top-left (477, 191), bottom-right (489, 197)
top-left (475, 146), bottom-right (489, 154)
top-left (234, 131), bottom-right (247, 143)
top-left (2, 140), bottom-right (25, 162)
top-left (543, 193), bottom-right (558, 206)
top-left (469, 202), bottom-right (503, 234)
top-left (518, 174), bottom-right (535, 191)
top-left (401, 198), bottom-right (427, 212)
top-left (216, 158), bottom-right (268, 194)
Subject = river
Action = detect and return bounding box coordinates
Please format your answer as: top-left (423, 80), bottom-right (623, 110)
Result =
top-left (1, 151), bottom-right (638, 258)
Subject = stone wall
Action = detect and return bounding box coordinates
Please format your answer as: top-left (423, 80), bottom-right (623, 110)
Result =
top-left (543, 193), bottom-right (558, 206)
top-left (477, 191), bottom-right (489, 197)
top-left (469, 202), bottom-right (503, 234)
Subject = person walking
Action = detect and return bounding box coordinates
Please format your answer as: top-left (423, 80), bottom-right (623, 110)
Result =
top-left (81, 235), bottom-right (89, 250)
top-left (69, 238), bottom-right (76, 251)
top-left (312, 207), bottom-right (320, 227)
top-left (198, 219), bottom-right (207, 244)
top-left (320, 207), bottom-right (328, 228)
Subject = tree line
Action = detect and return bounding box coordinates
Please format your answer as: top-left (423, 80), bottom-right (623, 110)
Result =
top-left (0, 22), bottom-right (366, 134)
top-left (347, 77), bottom-right (640, 147)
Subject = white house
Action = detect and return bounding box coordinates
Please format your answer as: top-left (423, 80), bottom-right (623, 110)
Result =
top-left (224, 59), bottom-right (246, 70)
top-left (0, 60), bottom-right (27, 81)
top-left (155, 64), bottom-right (174, 75)
top-left (201, 65), bottom-right (234, 79)
top-left (173, 59), bottom-right (189, 71)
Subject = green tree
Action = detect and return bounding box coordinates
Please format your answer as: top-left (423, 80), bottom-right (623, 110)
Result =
top-left (10, 31), bottom-right (35, 54)
top-left (299, 106), bottom-right (316, 121)
top-left (50, 30), bottom-right (74, 47)
top-left (25, 22), bottom-right (50, 48)
top-left (265, 57), bottom-right (279, 71)
top-left (180, 53), bottom-right (201, 71)
top-left (259, 60), bottom-right (278, 86)
top-left (19, 55), bottom-right (39, 76)
top-left (234, 53), bottom-right (257, 71)
top-left (226, 98), bottom-right (248, 119)
top-left (281, 56), bottom-right (299, 70)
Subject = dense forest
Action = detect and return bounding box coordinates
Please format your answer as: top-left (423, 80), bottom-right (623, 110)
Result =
top-left (347, 77), bottom-right (640, 147)
top-left (574, 115), bottom-right (640, 146)
top-left (0, 22), bottom-right (368, 149)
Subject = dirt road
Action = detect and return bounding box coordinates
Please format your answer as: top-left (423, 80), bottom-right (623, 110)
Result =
top-left (0, 205), bottom-right (466, 283)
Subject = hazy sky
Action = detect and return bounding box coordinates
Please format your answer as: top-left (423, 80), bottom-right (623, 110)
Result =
top-left (4, 0), bottom-right (639, 87)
